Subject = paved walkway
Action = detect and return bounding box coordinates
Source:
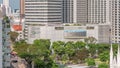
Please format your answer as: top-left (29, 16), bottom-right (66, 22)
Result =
top-left (67, 65), bottom-right (89, 68)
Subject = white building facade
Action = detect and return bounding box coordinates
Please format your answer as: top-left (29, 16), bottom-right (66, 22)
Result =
top-left (24, 23), bottom-right (110, 44)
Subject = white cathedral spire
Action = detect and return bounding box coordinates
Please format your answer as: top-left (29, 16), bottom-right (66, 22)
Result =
top-left (110, 44), bottom-right (113, 68)
top-left (113, 56), bottom-right (117, 68)
top-left (110, 44), bottom-right (120, 68)
top-left (117, 45), bottom-right (120, 67)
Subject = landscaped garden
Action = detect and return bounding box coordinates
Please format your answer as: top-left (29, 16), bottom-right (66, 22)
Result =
top-left (11, 37), bottom-right (117, 68)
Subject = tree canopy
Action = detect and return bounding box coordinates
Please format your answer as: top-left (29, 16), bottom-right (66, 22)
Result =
top-left (13, 39), bottom-right (112, 68)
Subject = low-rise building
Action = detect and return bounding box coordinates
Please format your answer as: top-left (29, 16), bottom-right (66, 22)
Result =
top-left (11, 10), bottom-right (25, 41)
top-left (24, 23), bottom-right (110, 44)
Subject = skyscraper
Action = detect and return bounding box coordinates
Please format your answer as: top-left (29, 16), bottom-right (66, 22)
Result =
top-left (111, 0), bottom-right (120, 43)
top-left (87, 0), bottom-right (110, 24)
top-left (62, 0), bottom-right (73, 23)
top-left (63, 0), bottom-right (110, 24)
top-left (73, 0), bottom-right (88, 24)
top-left (25, 0), bottom-right (63, 24)
top-left (63, 0), bottom-right (88, 24)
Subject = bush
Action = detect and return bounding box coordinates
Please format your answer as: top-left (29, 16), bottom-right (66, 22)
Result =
top-left (98, 63), bottom-right (109, 68)
top-left (86, 58), bottom-right (96, 66)
top-left (99, 51), bottom-right (109, 62)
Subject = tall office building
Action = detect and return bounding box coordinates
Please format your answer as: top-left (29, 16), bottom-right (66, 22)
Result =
top-left (87, 0), bottom-right (110, 24)
top-left (24, 0), bottom-right (63, 41)
top-left (63, 0), bottom-right (88, 24)
top-left (111, 0), bottom-right (120, 43)
top-left (73, 0), bottom-right (88, 24)
top-left (63, 0), bottom-right (110, 24)
top-left (24, 0), bottom-right (110, 24)
top-left (25, 0), bottom-right (63, 24)
top-left (62, 0), bottom-right (73, 23)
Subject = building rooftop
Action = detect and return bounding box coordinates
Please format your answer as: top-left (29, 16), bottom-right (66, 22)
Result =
top-left (12, 25), bottom-right (22, 31)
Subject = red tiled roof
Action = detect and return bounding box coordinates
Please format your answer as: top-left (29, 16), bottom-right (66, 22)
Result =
top-left (12, 25), bottom-right (22, 31)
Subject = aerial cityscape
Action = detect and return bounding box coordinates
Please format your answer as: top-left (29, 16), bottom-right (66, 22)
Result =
top-left (0, 0), bottom-right (120, 68)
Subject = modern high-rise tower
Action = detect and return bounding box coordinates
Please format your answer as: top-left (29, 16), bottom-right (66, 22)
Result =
top-left (62, 0), bottom-right (88, 24)
top-left (87, 0), bottom-right (110, 24)
top-left (63, 0), bottom-right (110, 24)
top-left (73, 0), bottom-right (88, 24)
top-left (25, 0), bottom-right (63, 24)
top-left (111, 0), bottom-right (120, 43)
top-left (62, 0), bottom-right (74, 23)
